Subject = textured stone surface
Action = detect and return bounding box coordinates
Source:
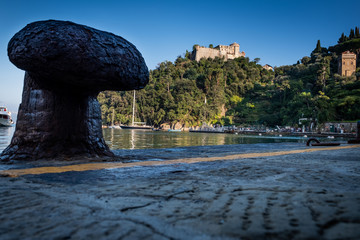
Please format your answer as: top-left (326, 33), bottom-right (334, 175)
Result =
top-left (1, 20), bottom-right (148, 161)
top-left (7, 20), bottom-right (149, 93)
top-left (0, 144), bottom-right (360, 239)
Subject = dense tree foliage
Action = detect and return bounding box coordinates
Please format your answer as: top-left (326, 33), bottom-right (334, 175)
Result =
top-left (99, 31), bottom-right (360, 128)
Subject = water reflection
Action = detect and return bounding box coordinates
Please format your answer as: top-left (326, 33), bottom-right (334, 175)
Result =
top-left (0, 127), bottom-right (15, 152)
top-left (102, 129), bottom-right (308, 150)
top-left (0, 127), bottom-right (342, 153)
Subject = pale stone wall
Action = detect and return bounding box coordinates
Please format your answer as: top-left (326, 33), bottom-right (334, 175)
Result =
top-left (338, 51), bottom-right (357, 76)
top-left (194, 46), bottom-right (222, 61)
top-left (192, 43), bottom-right (245, 62)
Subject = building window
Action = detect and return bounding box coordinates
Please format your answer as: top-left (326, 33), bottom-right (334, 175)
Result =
top-left (343, 62), bottom-right (346, 65)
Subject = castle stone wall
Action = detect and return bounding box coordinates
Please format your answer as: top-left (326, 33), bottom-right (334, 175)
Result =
top-left (194, 47), bottom-right (222, 61)
top-left (192, 43), bottom-right (245, 62)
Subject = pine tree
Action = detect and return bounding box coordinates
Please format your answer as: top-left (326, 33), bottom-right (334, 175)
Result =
top-left (355, 27), bottom-right (360, 38)
top-left (338, 33), bottom-right (346, 43)
top-left (349, 28), bottom-right (355, 39)
top-left (314, 40), bottom-right (322, 53)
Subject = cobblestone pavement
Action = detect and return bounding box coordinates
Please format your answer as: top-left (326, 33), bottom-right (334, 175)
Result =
top-left (0, 143), bottom-right (360, 239)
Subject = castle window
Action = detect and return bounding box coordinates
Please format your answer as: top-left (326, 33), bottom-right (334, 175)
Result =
top-left (343, 62), bottom-right (346, 65)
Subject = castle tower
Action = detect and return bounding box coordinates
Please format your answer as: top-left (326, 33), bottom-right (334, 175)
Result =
top-left (230, 43), bottom-right (240, 55)
top-left (338, 51), bottom-right (357, 76)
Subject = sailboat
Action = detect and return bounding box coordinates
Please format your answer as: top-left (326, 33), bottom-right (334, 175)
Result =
top-left (108, 108), bottom-right (121, 129)
top-left (120, 90), bottom-right (152, 130)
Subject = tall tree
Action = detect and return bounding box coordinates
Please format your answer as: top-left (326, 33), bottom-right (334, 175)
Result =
top-left (338, 33), bottom-right (346, 43)
top-left (314, 40), bottom-right (322, 53)
top-left (349, 28), bottom-right (355, 39)
top-left (355, 27), bottom-right (360, 38)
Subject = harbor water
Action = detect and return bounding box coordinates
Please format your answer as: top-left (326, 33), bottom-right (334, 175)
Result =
top-left (102, 128), bottom-right (309, 150)
top-left (0, 127), bottom-right (15, 153)
top-left (1, 127), bottom-right (343, 153)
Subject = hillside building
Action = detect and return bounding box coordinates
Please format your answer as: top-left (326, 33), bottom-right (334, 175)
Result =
top-left (338, 51), bottom-right (357, 76)
top-left (262, 64), bottom-right (274, 71)
top-left (192, 43), bottom-right (245, 62)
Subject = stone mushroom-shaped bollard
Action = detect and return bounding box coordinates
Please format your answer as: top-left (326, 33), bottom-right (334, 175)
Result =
top-left (1, 20), bottom-right (149, 161)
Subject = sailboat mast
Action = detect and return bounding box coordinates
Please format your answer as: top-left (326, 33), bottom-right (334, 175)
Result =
top-left (112, 108), bottom-right (115, 126)
top-left (132, 90), bottom-right (135, 126)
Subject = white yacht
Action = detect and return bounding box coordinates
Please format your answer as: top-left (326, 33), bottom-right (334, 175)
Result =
top-left (0, 106), bottom-right (14, 127)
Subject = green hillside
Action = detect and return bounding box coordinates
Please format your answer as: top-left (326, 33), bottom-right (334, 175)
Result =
top-left (98, 29), bottom-right (360, 129)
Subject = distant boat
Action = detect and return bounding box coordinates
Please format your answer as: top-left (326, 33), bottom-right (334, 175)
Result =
top-left (168, 129), bottom-right (182, 132)
top-left (108, 125), bottom-right (121, 129)
top-left (120, 90), bottom-right (152, 130)
top-left (120, 125), bottom-right (152, 130)
top-left (189, 123), bottom-right (224, 133)
top-left (0, 106), bottom-right (14, 127)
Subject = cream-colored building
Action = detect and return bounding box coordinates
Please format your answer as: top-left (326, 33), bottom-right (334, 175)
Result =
top-left (338, 51), bottom-right (357, 76)
top-left (192, 43), bottom-right (245, 62)
top-left (262, 64), bottom-right (273, 71)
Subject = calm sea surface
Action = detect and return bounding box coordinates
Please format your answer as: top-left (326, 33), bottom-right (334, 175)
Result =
top-left (102, 128), bottom-right (308, 150)
top-left (0, 127), bottom-right (15, 152)
top-left (0, 127), bottom-right (311, 153)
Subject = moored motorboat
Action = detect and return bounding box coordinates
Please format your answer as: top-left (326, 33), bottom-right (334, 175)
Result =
top-left (168, 129), bottom-right (182, 132)
top-left (0, 106), bottom-right (14, 127)
top-left (108, 125), bottom-right (121, 129)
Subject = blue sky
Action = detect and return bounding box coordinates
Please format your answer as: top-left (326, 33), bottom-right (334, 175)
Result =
top-left (0, 0), bottom-right (359, 112)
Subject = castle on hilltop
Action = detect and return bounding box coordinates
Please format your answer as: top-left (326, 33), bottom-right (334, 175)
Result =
top-left (191, 43), bottom-right (245, 62)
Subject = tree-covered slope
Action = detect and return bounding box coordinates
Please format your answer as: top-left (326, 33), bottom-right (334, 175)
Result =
top-left (99, 28), bottom-right (360, 128)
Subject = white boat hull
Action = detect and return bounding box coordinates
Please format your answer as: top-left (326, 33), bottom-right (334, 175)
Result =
top-left (0, 117), bottom-right (13, 127)
top-left (0, 106), bottom-right (14, 127)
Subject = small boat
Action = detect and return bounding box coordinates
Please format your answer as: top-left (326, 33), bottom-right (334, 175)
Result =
top-left (168, 129), bottom-right (182, 132)
top-left (108, 125), bottom-right (121, 129)
top-left (0, 106), bottom-right (14, 127)
top-left (120, 125), bottom-right (152, 130)
top-left (189, 123), bottom-right (224, 133)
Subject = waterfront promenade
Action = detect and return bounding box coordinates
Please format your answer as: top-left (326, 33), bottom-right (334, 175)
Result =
top-left (0, 143), bottom-right (359, 239)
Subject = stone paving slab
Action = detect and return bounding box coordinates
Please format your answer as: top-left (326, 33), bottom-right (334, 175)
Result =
top-left (0, 143), bottom-right (360, 239)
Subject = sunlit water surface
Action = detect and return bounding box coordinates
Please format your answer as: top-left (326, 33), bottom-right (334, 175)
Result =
top-left (102, 129), bottom-right (310, 150)
top-left (1, 127), bottom-right (340, 153)
top-left (0, 127), bottom-right (15, 152)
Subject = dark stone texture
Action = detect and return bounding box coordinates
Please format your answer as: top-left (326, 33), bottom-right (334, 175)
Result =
top-left (1, 20), bottom-right (149, 161)
top-left (7, 20), bottom-right (148, 94)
